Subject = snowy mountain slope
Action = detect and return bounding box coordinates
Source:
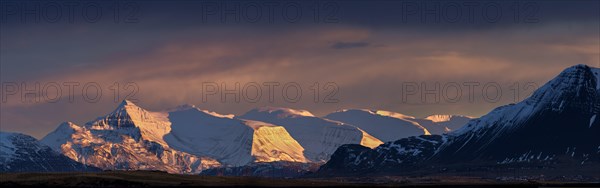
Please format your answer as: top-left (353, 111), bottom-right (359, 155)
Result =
top-left (1, 131), bottom-right (98, 172)
top-left (163, 108), bottom-right (254, 166)
top-left (42, 121), bottom-right (220, 174)
top-left (239, 107), bottom-right (383, 162)
top-left (163, 106), bottom-right (307, 166)
top-left (318, 64), bottom-right (600, 174)
top-left (324, 109), bottom-right (430, 141)
top-left (246, 121), bottom-right (307, 163)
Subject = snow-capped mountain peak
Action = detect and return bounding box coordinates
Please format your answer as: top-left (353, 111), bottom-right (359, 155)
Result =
top-left (527, 64), bottom-right (597, 107)
top-left (438, 64), bottom-right (600, 162)
top-left (84, 100), bottom-right (172, 146)
top-left (87, 100), bottom-right (154, 129)
top-left (452, 64), bottom-right (598, 136)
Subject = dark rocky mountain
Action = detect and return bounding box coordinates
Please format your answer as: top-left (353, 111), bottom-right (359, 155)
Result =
top-left (433, 65), bottom-right (599, 164)
top-left (318, 64), bottom-right (600, 176)
top-left (319, 135), bottom-right (446, 174)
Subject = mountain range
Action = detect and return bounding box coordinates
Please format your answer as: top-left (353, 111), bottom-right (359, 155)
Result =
top-left (1, 98), bottom-right (470, 174)
top-left (1, 64), bottom-right (597, 179)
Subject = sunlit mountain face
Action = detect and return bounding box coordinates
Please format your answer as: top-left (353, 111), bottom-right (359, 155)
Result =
top-left (1, 0), bottom-right (599, 186)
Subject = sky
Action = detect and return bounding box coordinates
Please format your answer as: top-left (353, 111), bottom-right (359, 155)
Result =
top-left (1, 0), bottom-right (599, 138)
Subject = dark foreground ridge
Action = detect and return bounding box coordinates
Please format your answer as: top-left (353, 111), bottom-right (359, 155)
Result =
top-left (1, 171), bottom-right (599, 188)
